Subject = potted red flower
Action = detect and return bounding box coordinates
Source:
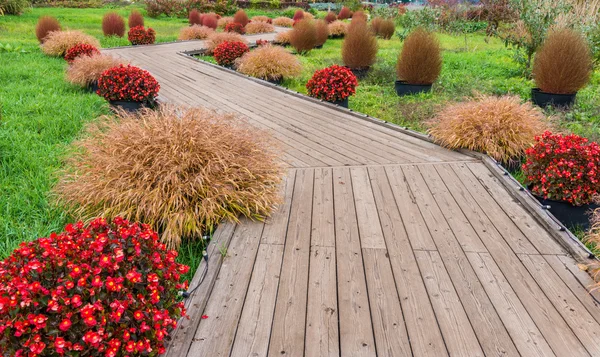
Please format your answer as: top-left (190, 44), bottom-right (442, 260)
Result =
top-left (0, 217), bottom-right (189, 356)
top-left (523, 131), bottom-right (600, 229)
top-left (64, 43), bottom-right (100, 63)
top-left (128, 25), bottom-right (156, 45)
top-left (306, 64), bottom-right (358, 108)
top-left (225, 22), bottom-right (245, 34)
top-left (97, 64), bottom-right (160, 112)
top-left (213, 41), bottom-right (249, 68)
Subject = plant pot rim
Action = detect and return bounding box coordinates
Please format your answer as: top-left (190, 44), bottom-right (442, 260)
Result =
top-left (395, 80), bottom-right (433, 86)
top-left (532, 87), bottom-right (577, 96)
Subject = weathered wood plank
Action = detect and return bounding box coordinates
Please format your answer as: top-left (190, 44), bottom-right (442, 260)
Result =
top-left (311, 167), bottom-right (335, 248)
top-left (261, 169), bottom-right (297, 245)
top-left (351, 167), bottom-right (387, 249)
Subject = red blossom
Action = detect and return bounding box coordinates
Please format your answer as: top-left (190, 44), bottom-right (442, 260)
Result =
top-left (127, 25), bottom-right (156, 45)
top-left (64, 43), bottom-right (100, 63)
top-left (97, 64), bottom-right (160, 103)
top-left (306, 65), bottom-right (358, 102)
top-left (213, 41), bottom-right (249, 67)
top-left (225, 22), bottom-right (245, 34)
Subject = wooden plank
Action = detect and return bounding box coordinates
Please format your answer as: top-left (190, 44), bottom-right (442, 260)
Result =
top-left (333, 167), bottom-right (377, 356)
top-left (415, 250), bottom-right (484, 357)
top-left (262, 169), bottom-right (297, 245)
top-left (230, 243), bottom-right (285, 357)
top-left (418, 164), bottom-right (487, 253)
top-left (187, 219), bottom-right (266, 356)
top-left (367, 166), bottom-right (448, 357)
top-left (305, 246), bottom-right (339, 357)
top-left (351, 167), bottom-right (386, 249)
top-left (311, 167), bottom-right (335, 248)
top-left (467, 252), bottom-right (555, 357)
top-left (465, 162), bottom-right (565, 255)
top-left (268, 168), bottom-right (314, 357)
top-left (165, 222), bottom-right (237, 357)
top-left (557, 254), bottom-right (600, 301)
top-left (520, 254), bottom-right (600, 354)
top-left (398, 164), bottom-right (520, 357)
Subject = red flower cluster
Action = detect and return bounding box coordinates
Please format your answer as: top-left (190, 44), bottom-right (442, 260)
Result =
top-left (306, 65), bottom-right (358, 102)
top-left (64, 43), bottom-right (100, 63)
top-left (255, 39), bottom-right (269, 46)
top-left (225, 22), bottom-right (245, 34)
top-left (0, 217), bottom-right (189, 357)
top-left (97, 64), bottom-right (160, 103)
top-left (523, 131), bottom-right (600, 206)
top-left (127, 26), bottom-right (156, 45)
top-left (213, 41), bottom-right (249, 67)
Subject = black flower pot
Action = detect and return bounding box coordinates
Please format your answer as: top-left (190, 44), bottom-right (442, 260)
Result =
top-left (88, 81), bottom-right (99, 93)
top-left (329, 97), bottom-right (349, 108)
top-left (531, 88), bottom-right (576, 108)
top-left (109, 100), bottom-right (149, 113)
top-left (315, 44), bottom-right (323, 49)
top-left (266, 76), bottom-right (283, 85)
top-left (533, 195), bottom-right (599, 230)
top-left (395, 80), bottom-right (432, 96)
top-left (347, 66), bottom-right (370, 80)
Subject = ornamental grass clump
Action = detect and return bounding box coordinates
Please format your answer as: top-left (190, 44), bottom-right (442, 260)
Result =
top-left (325, 11), bottom-right (337, 23)
top-left (41, 30), bottom-right (100, 57)
top-left (342, 20), bottom-right (378, 70)
top-left (245, 21), bottom-right (275, 34)
top-left (378, 19), bottom-right (395, 40)
top-left (202, 13), bottom-right (218, 29)
top-left (233, 9), bottom-right (250, 27)
top-left (178, 24), bottom-right (214, 40)
top-left (290, 19), bottom-right (317, 53)
top-left (218, 16), bottom-right (233, 29)
top-left (273, 17), bottom-right (294, 27)
top-left (214, 41), bottom-right (249, 67)
top-left (55, 105), bottom-right (283, 248)
top-left (252, 15), bottom-right (272, 23)
top-left (97, 64), bottom-right (160, 104)
top-left (328, 20), bottom-right (348, 38)
top-left (236, 45), bottom-right (302, 81)
top-left (189, 9), bottom-right (203, 25)
top-left (338, 6), bottom-right (352, 20)
top-left (428, 95), bottom-right (548, 164)
top-left (315, 20), bottom-right (329, 47)
top-left (128, 10), bottom-right (144, 28)
top-left (0, 217), bottom-right (190, 356)
top-left (128, 26), bottom-right (156, 45)
top-left (102, 12), bottom-right (125, 37)
top-left (64, 43), bottom-right (100, 63)
top-left (205, 32), bottom-right (247, 54)
top-left (352, 10), bottom-right (368, 23)
top-left (275, 30), bottom-right (291, 45)
top-left (523, 131), bottom-right (600, 205)
top-left (66, 54), bottom-right (126, 87)
top-left (532, 28), bottom-right (592, 94)
top-left (293, 9), bottom-right (304, 21)
top-left (307, 65), bottom-right (358, 102)
top-left (35, 15), bottom-right (61, 44)
top-left (370, 17), bottom-right (382, 35)
top-left (396, 28), bottom-right (442, 85)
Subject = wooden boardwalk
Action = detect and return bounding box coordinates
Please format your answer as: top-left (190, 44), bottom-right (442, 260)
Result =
top-left (106, 32), bottom-right (600, 357)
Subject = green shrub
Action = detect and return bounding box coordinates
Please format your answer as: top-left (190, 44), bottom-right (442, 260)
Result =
top-left (0, 0), bottom-right (29, 15)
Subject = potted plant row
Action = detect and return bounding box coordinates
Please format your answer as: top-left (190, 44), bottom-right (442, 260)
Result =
top-left (97, 64), bottom-right (160, 112)
top-left (306, 64), bottom-right (358, 108)
top-left (395, 28), bottom-right (442, 96)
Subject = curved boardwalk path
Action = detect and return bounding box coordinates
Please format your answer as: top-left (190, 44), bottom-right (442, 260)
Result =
top-left (107, 32), bottom-right (600, 357)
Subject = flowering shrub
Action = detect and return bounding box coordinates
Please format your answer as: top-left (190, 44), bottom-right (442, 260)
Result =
top-left (255, 39), bottom-right (269, 46)
top-left (225, 22), bottom-right (245, 34)
top-left (64, 43), bottom-right (100, 63)
top-left (128, 26), bottom-right (156, 45)
top-left (213, 41), bottom-right (249, 67)
top-left (0, 217), bottom-right (189, 356)
top-left (306, 65), bottom-right (358, 102)
top-left (523, 131), bottom-right (600, 205)
top-left (97, 64), bottom-right (160, 103)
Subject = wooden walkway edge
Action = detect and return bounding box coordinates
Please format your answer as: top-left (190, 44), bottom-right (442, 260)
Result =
top-left (105, 31), bottom-right (600, 357)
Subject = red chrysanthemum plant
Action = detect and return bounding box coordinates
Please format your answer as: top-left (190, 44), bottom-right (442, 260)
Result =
top-left (306, 64), bottom-right (358, 103)
top-left (97, 64), bottom-right (160, 104)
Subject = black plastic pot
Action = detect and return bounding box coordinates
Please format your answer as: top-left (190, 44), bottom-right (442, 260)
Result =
top-left (88, 81), bottom-right (99, 93)
top-left (266, 77), bottom-right (283, 85)
top-left (347, 67), bottom-right (370, 80)
top-left (109, 100), bottom-right (149, 113)
top-left (531, 88), bottom-right (576, 108)
top-left (315, 44), bottom-right (324, 49)
top-left (329, 97), bottom-right (348, 108)
top-left (395, 80), bottom-right (432, 96)
top-left (533, 195), bottom-right (599, 230)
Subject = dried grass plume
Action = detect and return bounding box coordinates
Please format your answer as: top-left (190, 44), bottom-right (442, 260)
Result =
top-left (236, 45), bottom-right (302, 81)
top-left (273, 17), bottom-right (294, 27)
top-left (178, 25), bottom-right (214, 40)
top-left (342, 20), bottom-right (378, 69)
top-left (245, 21), bottom-right (275, 34)
top-left (396, 28), bottom-right (442, 84)
top-left (66, 54), bottom-right (126, 87)
top-left (42, 30), bottom-right (101, 57)
top-left (328, 20), bottom-right (348, 37)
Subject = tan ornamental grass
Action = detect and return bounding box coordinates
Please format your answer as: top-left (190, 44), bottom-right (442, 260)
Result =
top-left (251, 15), bottom-right (271, 23)
top-left (273, 17), bottom-right (294, 27)
top-left (342, 20), bottom-right (378, 69)
top-left (55, 105), bottom-right (284, 249)
top-left (66, 54), bottom-right (127, 87)
top-left (218, 16), bottom-right (234, 29)
top-left (178, 25), bottom-right (215, 40)
top-left (245, 21), bottom-right (275, 34)
top-left (274, 30), bottom-right (291, 45)
top-left (328, 20), bottom-right (348, 37)
top-left (236, 45), bottom-right (302, 81)
top-left (378, 19), bottom-right (395, 40)
top-left (205, 32), bottom-right (248, 54)
top-left (428, 95), bottom-right (548, 163)
top-left (42, 30), bottom-right (101, 57)
top-left (315, 20), bottom-right (329, 46)
top-left (396, 28), bottom-right (442, 85)
top-left (290, 19), bottom-right (317, 53)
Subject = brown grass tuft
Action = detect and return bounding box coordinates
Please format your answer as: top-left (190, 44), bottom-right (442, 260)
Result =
top-left (290, 19), bottom-right (317, 53)
top-left (352, 10), bottom-right (368, 23)
top-left (128, 10), bottom-right (144, 28)
top-left (338, 6), bottom-right (351, 20)
top-left (233, 9), bottom-right (250, 27)
top-left (533, 28), bottom-right (592, 94)
top-left (378, 19), bottom-right (395, 40)
top-left (252, 15), bottom-right (271, 23)
top-left (303, 12), bottom-right (314, 20)
top-left (324, 11), bottom-right (337, 23)
top-left (102, 12), bottom-right (125, 37)
top-left (54, 105), bottom-right (284, 249)
top-left (315, 20), bottom-right (329, 46)
top-left (370, 17), bottom-right (382, 35)
top-left (274, 30), bottom-right (291, 45)
top-left (236, 45), bottom-right (302, 81)
top-left (273, 17), bottom-right (294, 27)
top-left (245, 21), bottom-right (275, 34)
top-left (342, 20), bottom-right (378, 69)
top-left (396, 28), bottom-right (442, 85)
top-left (328, 20), bottom-right (348, 37)
top-left (178, 25), bottom-right (214, 40)
top-left (218, 16), bottom-right (233, 29)
top-left (205, 32), bottom-right (248, 54)
top-left (189, 9), bottom-right (202, 25)
top-left (41, 30), bottom-right (101, 57)
top-left (36, 16), bottom-right (61, 44)
top-left (428, 95), bottom-right (548, 163)
top-left (66, 54), bottom-right (126, 87)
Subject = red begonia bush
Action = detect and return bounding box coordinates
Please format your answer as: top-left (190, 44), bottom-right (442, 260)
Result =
top-left (523, 131), bottom-right (600, 206)
top-left (0, 217), bottom-right (189, 357)
top-left (213, 41), bottom-right (249, 67)
top-left (306, 64), bottom-right (358, 102)
top-left (127, 26), bottom-right (156, 45)
top-left (64, 43), bottom-right (100, 63)
top-left (97, 64), bottom-right (160, 103)
top-left (224, 22), bottom-right (245, 34)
